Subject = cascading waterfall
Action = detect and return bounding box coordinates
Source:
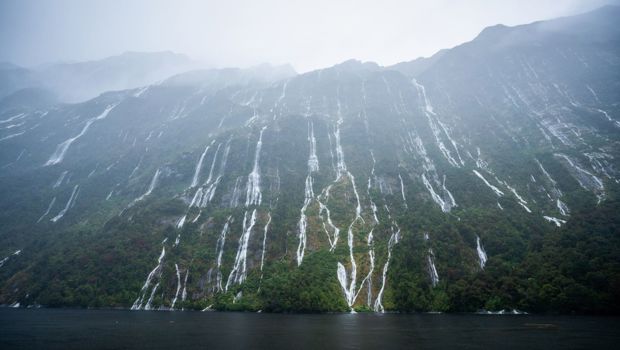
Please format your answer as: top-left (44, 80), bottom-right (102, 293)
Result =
top-left (475, 147), bottom-right (488, 170)
top-left (557, 199), bottom-right (569, 216)
top-left (356, 191), bottom-right (379, 306)
top-left (189, 188), bottom-right (204, 207)
top-left (307, 121), bottom-right (319, 172)
top-left (374, 219), bottom-right (400, 312)
top-left (326, 129), bottom-right (337, 174)
top-left (188, 142), bottom-right (223, 208)
top-left (411, 134), bottom-right (456, 212)
top-left (334, 118), bottom-right (346, 179)
top-left (50, 185), bottom-right (79, 222)
top-left (37, 197), bottom-right (56, 223)
top-left (317, 194), bottom-right (340, 250)
top-left (473, 170), bottom-right (504, 197)
top-left (132, 243), bottom-right (166, 310)
top-left (337, 260), bottom-right (354, 308)
top-left (442, 175), bottom-right (456, 208)
top-left (225, 209), bottom-right (257, 291)
top-left (585, 152), bottom-right (616, 181)
top-left (333, 94), bottom-right (347, 177)
top-left (214, 216), bottom-right (232, 292)
top-left (323, 100), bottom-right (368, 308)
top-left (0, 113), bottom-right (26, 124)
top-left (422, 174), bottom-right (448, 211)
top-left (275, 80), bottom-right (289, 114)
top-left (506, 183), bottom-right (532, 213)
top-left (195, 140), bottom-right (230, 209)
top-left (130, 168), bottom-right (160, 206)
top-left (0, 131), bottom-right (25, 142)
top-left (0, 250), bottom-right (21, 269)
top-left (362, 228), bottom-right (375, 306)
top-left (181, 269), bottom-right (189, 303)
top-left (52, 170), bottom-right (68, 188)
top-left (171, 263), bottom-right (182, 309)
top-left (296, 175), bottom-right (314, 265)
top-left (427, 248), bottom-right (439, 287)
top-left (175, 215), bottom-right (187, 230)
top-left (45, 104), bottom-right (117, 166)
top-left (337, 171), bottom-right (365, 308)
top-left (314, 110), bottom-right (353, 251)
top-left (398, 173), bottom-right (407, 207)
top-left (296, 121), bottom-right (320, 265)
top-left (144, 283), bottom-right (160, 311)
top-left (536, 158), bottom-right (570, 216)
top-left (476, 236), bottom-right (488, 269)
top-left (363, 153), bottom-right (380, 306)
top-left (436, 119), bottom-right (465, 166)
top-left (230, 177), bottom-right (243, 208)
top-left (412, 79), bottom-right (462, 168)
top-left (260, 213), bottom-right (272, 272)
top-left (486, 170), bottom-right (532, 212)
top-left (245, 127), bottom-right (267, 207)
top-left (129, 156), bottom-right (143, 179)
top-left (178, 142), bottom-right (226, 229)
top-left (543, 216), bottom-right (567, 227)
top-left (205, 143), bottom-right (222, 185)
top-left (189, 141), bottom-right (214, 188)
top-left (555, 153), bottom-right (604, 202)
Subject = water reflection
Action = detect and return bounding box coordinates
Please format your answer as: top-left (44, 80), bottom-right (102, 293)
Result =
top-left (1, 309), bottom-right (619, 349)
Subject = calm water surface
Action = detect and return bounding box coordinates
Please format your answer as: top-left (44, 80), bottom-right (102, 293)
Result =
top-left (1, 308), bottom-right (618, 349)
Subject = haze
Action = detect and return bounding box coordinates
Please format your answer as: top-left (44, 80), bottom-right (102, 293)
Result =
top-left (1, 0), bottom-right (618, 72)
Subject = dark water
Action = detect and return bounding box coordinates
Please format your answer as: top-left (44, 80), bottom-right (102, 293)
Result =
top-left (1, 308), bottom-right (619, 349)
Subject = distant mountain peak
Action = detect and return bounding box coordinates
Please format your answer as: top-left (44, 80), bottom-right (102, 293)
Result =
top-left (474, 24), bottom-right (511, 42)
top-left (331, 59), bottom-right (381, 72)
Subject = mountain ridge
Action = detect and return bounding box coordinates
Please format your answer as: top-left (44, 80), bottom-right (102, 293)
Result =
top-left (0, 6), bottom-right (619, 314)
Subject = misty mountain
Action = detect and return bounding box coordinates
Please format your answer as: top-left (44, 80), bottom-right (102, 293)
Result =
top-left (0, 51), bottom-right (200, 103)
top-left (387, 49), bottom-right (447, 78)
top-left (163, 63), bottom-right (297, 89)
top-left (0, 88), bottom-right (59, 110)
top-left (0, 7), bottom-right (619, 314)
top-left (0, 63), bottom-right (38, 100)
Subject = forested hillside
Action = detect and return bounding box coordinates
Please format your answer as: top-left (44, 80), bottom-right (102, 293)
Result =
top-left (1, 6), bottom-right (619, 314)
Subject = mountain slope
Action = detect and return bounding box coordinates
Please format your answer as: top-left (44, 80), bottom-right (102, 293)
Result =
top-left (0, 7), bottom-right (619, 313)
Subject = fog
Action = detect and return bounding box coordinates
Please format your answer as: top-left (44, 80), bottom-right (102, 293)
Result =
top-left (1, 0), bottom-right (618, 72)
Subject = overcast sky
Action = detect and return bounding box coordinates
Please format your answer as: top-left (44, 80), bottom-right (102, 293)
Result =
top-left (0, 0), bottom-right (617, 72)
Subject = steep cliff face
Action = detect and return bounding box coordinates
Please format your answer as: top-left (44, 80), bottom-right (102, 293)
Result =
top-left (0, 7), bottom-right (619, 313)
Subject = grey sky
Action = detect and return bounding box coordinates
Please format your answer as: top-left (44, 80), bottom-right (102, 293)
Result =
top-left (1, 0), bottom-right (617, 72)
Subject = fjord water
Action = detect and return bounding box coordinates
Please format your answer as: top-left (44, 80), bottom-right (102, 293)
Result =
top-left (1, 309), bottom-right (619, 349)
